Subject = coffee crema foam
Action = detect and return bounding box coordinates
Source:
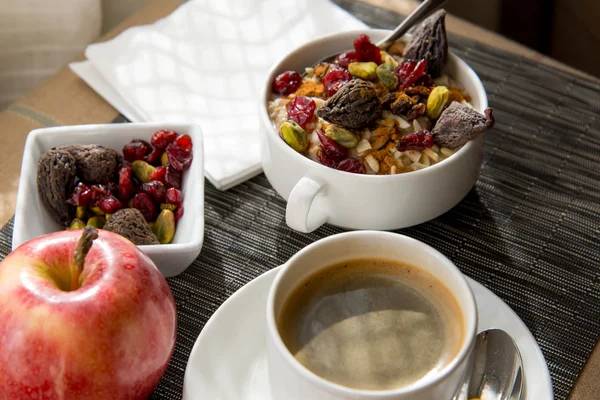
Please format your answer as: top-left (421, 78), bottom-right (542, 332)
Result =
top-left (277, 258), bottom-right (464, 391)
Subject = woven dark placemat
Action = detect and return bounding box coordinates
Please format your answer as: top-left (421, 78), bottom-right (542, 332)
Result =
top-left (2, 1), bottom-right (600, 399)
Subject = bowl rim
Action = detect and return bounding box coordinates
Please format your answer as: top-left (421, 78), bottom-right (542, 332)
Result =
top-left (260, 28), bottom-right (488, 180)
top-left (12, 122), bottom-right (204, 254)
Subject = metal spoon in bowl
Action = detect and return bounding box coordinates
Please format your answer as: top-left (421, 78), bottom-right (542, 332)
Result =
top-left (453, 329), bottom-right (525, 400)
top-left (312, 0), bottom-right (448, 66)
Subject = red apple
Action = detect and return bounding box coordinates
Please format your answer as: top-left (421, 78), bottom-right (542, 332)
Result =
top-left (0, 227), bottom-right (176, 399)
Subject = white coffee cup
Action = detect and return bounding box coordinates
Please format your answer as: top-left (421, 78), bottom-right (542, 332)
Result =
top-left (259, 29), bottom-right (487, 233)
top-left (266, 231), bottom-right (477, 400)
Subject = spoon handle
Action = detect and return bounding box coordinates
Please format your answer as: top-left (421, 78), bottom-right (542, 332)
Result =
top-left (376, 0), bottom-right (448, 49)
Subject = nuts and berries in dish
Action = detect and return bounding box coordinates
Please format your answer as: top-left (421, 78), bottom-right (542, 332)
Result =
top-left (268, 10), bottom-right (495, 175)
top-left (36, 130), bottom-right (193, 245)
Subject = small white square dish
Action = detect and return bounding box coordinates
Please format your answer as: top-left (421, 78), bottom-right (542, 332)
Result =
top-left (13, 122), bottom-right (204, 277)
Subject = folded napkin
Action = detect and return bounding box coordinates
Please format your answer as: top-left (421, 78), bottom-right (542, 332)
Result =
top-left (71, 0), bottom-right (367, 190)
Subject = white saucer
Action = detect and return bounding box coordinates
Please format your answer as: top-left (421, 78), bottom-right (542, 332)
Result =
top-left (182, 267), bottom-right (554, 400)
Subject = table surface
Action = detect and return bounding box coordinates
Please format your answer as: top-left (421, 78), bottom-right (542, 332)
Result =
top-left (0, 0), bottom-right (596, 398)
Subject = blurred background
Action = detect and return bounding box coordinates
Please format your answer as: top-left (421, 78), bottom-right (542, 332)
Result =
top-left (0, 0), bottom-right (597, 111)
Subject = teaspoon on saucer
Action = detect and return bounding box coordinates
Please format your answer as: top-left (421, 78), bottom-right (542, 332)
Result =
top-left (454, 328), bottom-right (524, 400)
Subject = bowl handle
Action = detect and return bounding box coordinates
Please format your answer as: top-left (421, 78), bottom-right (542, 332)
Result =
top-left (285, 176), bottom-right (327, 233)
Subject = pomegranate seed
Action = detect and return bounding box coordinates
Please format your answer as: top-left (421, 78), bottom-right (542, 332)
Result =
top-left (317, 148), bottom-right (338, 168)
top-left (287, 96), bottom-right (316, 129)
top-left (165, 165), bottom-right (182, 189)
top-left (175, 134), bottom-right (193, 150)
top-left (118, 166), bottom-right (134, 202)
top-left (315, 130), bottom-right (347, 160)
top-left (337, 158), bottom-right (365, 173)
top-left (98, 195), bottom-right (123, 214)
top-left (395, 59), bottom-right (427, 90)
top-left (334, 51), bottom-right (360, 68)
top-left (272, 71), bottom-right (302, 95)
top-left (150, 166), bottom-right (166, 183)
top-left (122, 140), bottom-right (151, 163)
top-left (90, 185), bottom-right (111, 204)
top-left (166, 143), bottom-right (193, 171)
top-left (165, 187), bottom-right (183, 207)
top-left (322, 67), bottom-right (352, 97)
top-left (132, 193), bottom-right (156, 221)
top-left (353, 34), bottom-right (382, 64)
top-left (67, 183), bottom-right (92, 207)
top-left (151, 130), bottom-right (178, 150)
top-left (397, 130), bottom-right (435, 152)
top-left (145, 147), bottom-right (162, 165)
top-left (174, 205), bottom-right (184, 221)
top-left (141, 181), bottom-right (166, 204)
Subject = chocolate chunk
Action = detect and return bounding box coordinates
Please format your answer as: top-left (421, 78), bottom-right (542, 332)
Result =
top-left (103, 208), bottom-right (159, 245)
top-left (403, 9), bottom-right (448, 78)
top-left (316, 79), bottom-right (381, 129)
top-left (37, 149), bottom-right (77, 226)
top-left (431, 102), bottom-right (495, 148)
top-left (59, 144), bottom-right (122, 184)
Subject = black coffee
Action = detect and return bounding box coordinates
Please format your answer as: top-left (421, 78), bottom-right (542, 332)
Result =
top-left (277, 258), bottom-right (464, 391)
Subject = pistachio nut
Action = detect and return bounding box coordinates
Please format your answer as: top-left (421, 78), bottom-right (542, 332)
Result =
top-left (148, 221), bottom-right (157, 235)
top-left (89, 205), bottom-right (104, 215)
top-left (325, 125), bottom-right (359, 148)
top-left (348, 62), bottom-right (378, 80)
top-left (75, 206), bottom-right (87, 219)
top-left (105, 213), bottom-right (112, 220)
top-left (160, 203), bottom-right (177, 211)
top-left (161, 152), bottom-right (169, 167)
top-left (281, 120), bottom-right (308, 153)
top-left (68, 218), bottom-right (86, 230)
top-left (155, 209), bottom-right (175, 244)
top-left (427, 85), bottom-right (450, 119)
top-left (376, 63), bottom-right (399, 90)
top-left (131, 160), bottom-right (156, 183)
top-left (87, 215), bottom-right (106, 229)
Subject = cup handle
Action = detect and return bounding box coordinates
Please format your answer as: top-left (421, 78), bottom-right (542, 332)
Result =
top-left (286, 176), bottom-right (327, 233)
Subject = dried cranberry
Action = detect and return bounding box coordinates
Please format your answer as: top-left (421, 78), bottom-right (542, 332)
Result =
top-left (174, 205), bottom-right (184, 221)
top-left (165, 187), bottom-right (183, 207)
top-left (122, 139), bottom-right (151, 163)
top-left (166, 143), bottom-right (193, 171)
top-left (118, 166), bottom-right (134, 202)
top-left (175, 134), bottom-right (193, 151)
top-left (151, 130), bottom-right (178, 150)
top-left (98, 195), bottom-right (123, 214)
top-left (335, 51), bottom-right (360, 68)
top-left (397, 130), bottom-right (435, 152)
top-left (287, 96), bottom-right (316, 129)
top-left (140, 181), bottom-right (166, 204)
top-left (337, 158), bottom-right (365, 173)
top-left (150, 166), bottom-right (166, 183)
top-left (145, 147), bottom-right (162, 165)
top-left (272, 71), bottom-right (302, 95)
top-left (316, 130), bottom-right (347, 160)
top-left (132, 193), bottom-right (156, 221)
top-left (90, 185), bottom-right (111, 204)
top-left (353, 34), bottom-right (382, 64)
top-left (165, 165), bottom-right (182, 189)
top-left (322, 67), bottom-right (352, 97)
top-left (317, 148), bottom-right (338, 168)
top-left (67, 183), bottom-right (92, 207)
top-left (395, 59), bottom-right (427, 90)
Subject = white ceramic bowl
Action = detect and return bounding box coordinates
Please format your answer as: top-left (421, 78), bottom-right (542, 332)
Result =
top-left (12, 122), bottom-right (204, 277)
top-left (259, 29), bottom-right (487, 232)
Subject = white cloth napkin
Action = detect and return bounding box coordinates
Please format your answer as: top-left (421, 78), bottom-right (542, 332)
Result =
top-left (70, 0), bottom-right (367, 190)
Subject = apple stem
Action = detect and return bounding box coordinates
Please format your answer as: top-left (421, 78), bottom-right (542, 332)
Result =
top-left (71, 226), bottom-right (98, 291)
